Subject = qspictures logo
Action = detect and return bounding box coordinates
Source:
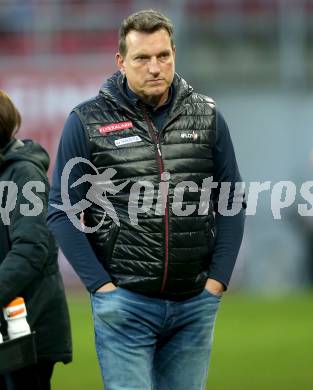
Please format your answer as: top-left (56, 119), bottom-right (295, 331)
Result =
top-left (0, 180), bottom-right (45, 225)
top-left (1, 157), bottom-right (313, 230)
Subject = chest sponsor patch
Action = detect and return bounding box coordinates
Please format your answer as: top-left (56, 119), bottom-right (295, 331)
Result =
top-left (114, 135), bottom-right (142, 147)
top-left (98, 121), bottom-right (133, 134)
top-left (181, 131), bottom-right (199, 141)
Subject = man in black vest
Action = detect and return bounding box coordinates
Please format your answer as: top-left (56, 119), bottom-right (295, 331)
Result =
top-left (48, 9), bottom-right (245, 390)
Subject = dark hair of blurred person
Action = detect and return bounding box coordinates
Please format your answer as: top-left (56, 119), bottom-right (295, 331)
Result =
top-left (0, 90), bottom-right (21, 149)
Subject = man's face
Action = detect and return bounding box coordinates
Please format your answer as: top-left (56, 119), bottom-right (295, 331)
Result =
top-left (116, 29), bottom-right (176, 107)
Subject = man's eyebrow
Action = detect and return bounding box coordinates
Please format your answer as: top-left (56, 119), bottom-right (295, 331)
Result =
top-left (132, 49), bottom-right (171, 58)
top-left (133, 52), bottom-right (150, 57)
top-left (158, 50), bottom-right (171, 56)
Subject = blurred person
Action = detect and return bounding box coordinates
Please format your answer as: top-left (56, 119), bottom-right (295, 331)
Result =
top-left (48, 9), bottom-right (245, 390)
top-left (304, 148), bottom-right (313, 282)
top-left (290, 148), bottom-right (313, 285)
top-left (0, 90), bottom-right (72, 390)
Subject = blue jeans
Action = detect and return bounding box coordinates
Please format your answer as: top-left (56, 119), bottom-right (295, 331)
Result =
top-left (91, 287), bottom-right (221, 390)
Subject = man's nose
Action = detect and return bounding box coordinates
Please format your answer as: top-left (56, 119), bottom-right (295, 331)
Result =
top-left (148, 57), bottom-right (160, 75)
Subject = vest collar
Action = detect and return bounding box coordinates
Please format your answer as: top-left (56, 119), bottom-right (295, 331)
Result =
top-left (99, 71), bottom-right (193, 117)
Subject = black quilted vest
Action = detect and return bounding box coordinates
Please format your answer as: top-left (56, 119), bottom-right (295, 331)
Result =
top-left (74, 72), bottom-right (216, 300)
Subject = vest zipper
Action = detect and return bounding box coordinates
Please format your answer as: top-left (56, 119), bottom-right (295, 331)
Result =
top-left (142, 109), bottom-right (169, 294)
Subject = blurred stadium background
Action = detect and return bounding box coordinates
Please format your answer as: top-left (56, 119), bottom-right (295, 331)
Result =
top-left (1, 0), bottom-right (313, 389)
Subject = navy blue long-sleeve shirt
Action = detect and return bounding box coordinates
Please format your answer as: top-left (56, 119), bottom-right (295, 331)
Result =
top-left (48, 84), bottom-right (245, 293)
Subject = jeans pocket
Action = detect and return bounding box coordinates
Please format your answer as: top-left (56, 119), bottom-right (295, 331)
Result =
top-left (92, 288), bottom-right (119, 299)
top-left (91, 288), bottom-right (125, 324)
top-left (202, 288), bottom-right (222, 300)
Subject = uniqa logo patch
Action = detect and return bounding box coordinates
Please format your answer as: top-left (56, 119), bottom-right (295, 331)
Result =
top-left (115, 136), bottom-right (142, 147)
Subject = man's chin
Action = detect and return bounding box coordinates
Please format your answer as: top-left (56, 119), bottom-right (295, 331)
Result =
top-left (140, 85), bottom-right (169, 106)
top-left (146, 86), bottom-right (167, 97)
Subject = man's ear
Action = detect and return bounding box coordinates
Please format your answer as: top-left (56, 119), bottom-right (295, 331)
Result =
top-left (116, 53), bottom-right (125, 74)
